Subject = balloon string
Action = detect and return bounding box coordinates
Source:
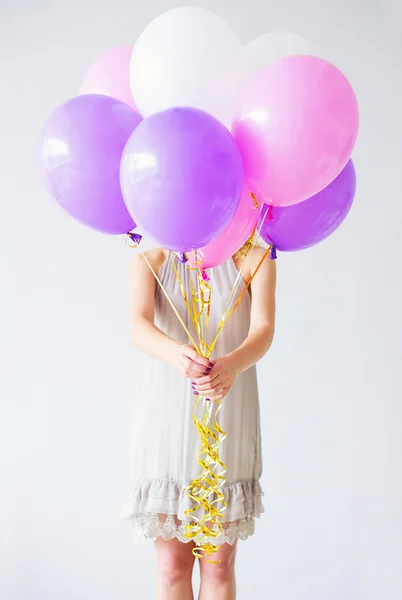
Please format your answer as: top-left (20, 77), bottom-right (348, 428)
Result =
top-left (210, 202), bottom-right (264, 343)
top-left (170, 256), bottom-right (207, 354)
top-left (141, 252), bottom-right (201, 354)
top-left (169, 253), bottom-right (228, 562)
top-left (208, 245), bottom-right (271, 358)
top-left (207, 198), bottom-right (271, 356)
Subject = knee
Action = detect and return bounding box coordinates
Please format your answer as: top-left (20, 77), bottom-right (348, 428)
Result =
top-left (156, 541), bottom-right (194, 586)
top-left (201, 551), bottom-right (236, 585)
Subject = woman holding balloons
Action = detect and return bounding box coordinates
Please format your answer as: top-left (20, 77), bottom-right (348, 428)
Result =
top-left (124, 240), bottom-right (276, 599)
top-left (39, 6), bottom-right (358, 599)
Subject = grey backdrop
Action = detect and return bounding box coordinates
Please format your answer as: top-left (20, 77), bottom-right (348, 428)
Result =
top-left (1, 1), bottom-right (402, 599)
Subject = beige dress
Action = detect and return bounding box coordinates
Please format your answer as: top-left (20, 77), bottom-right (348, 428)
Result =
top-left (120, 251), bottom-right (264, 545)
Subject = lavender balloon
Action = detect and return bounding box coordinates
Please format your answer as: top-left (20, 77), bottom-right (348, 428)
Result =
top-left (121, 107), bottom-right (243, 251)
top-left (39, 94), bottom-right (142, 234)
top-left (259, 160), bottom-right (356, 251)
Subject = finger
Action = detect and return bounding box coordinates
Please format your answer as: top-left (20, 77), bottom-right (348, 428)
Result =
top-left (184, 347), bottom-right (212, 369)
top-left (209, 386), bottom-right (230, 401)
top-left (193, 377), bottom-right (224, 392)
top-left (192, 366), bottom-right (220, 386)
top-left (182, 364), bottom-right (208, 378)
top-left (193, 381), bottom-right (225, 397)
top-left (185, 367), bottom-right (210, 379)
top-left (181, 356), bottom-right (210, 377)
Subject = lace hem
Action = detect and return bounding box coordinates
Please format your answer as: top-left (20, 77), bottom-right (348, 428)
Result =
top-left (129, 513), bottom-right (258, 546)
top-left (120, 477), bottom-right (264, 545)
top-left (120, 478), bottom-right (264, 523)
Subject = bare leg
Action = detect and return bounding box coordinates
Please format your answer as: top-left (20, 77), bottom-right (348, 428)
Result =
top-left (154, 536), bottom-right (196, 600)
top-left (198, 541), bottom-right (238, 600)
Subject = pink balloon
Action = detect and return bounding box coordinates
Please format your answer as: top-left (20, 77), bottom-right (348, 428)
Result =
top-left (233, 56), bottom-right (359, 207)
top-left (187, 187), bottom-right (259, 268)
top-left (80, 46), bottom-right (138, 111)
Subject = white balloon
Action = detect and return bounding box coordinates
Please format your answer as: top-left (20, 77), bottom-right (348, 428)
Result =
top-left (130, 7), bottom-right (245, 126)
top-left (245, 31), bottom-right (316, 77)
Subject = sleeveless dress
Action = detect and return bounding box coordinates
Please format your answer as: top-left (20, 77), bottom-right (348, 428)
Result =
top-left (120, 251), bottom-right (264, 545)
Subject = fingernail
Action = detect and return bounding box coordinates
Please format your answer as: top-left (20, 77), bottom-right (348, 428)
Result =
top-left (205, 398), bottom-right (210, 402)
top-left (191, 381), bottom-right (196, 385)
top-left (208, 362), bottom-right (214, 368)
top-left (193, 391), bottom-right (199, 395)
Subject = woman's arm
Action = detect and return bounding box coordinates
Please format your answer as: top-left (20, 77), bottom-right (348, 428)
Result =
top-left (226, 246), bottom-right (276, 374)
top-left (192, 246), bottom-right (276, 399)
top-left (130, 249), bottom-right (211, 378)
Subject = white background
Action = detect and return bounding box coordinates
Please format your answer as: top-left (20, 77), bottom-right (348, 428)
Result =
top-left (1, 1), bottom-right (402, 598)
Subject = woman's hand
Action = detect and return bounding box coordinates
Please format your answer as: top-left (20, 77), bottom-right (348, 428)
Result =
top-left (174, 344), bottom-right (212, 379)
top-left (191, 356), bottom-right (238, 400)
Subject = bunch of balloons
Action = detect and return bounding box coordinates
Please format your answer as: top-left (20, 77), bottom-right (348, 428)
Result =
top-left (39, 7), bottom-right (359, 261)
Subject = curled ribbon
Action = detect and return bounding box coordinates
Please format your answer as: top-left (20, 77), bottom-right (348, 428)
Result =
top-left (170, 252), bottom-right (228, 562)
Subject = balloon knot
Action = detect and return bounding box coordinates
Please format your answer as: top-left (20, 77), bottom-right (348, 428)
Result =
top-left (126, 232), bottom-right (142, 247)
top-left (176, 252), bottom-right (188, 263)
top-left (269, 246), bottom-right (277, 260)
top-left (266, 205), bottom-right (274, 221)
top-left (200, 268), bottom-right (210, 281)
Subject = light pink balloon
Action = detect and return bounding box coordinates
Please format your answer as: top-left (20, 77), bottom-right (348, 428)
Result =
top-left (188, 187), bottom-right (259, 268)
top-left (233, 56), bottom-right (359, 206)
top-left (80, 46), bottom-right (138, 111)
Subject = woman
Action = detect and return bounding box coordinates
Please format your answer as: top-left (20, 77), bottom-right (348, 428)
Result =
top-left (121, 243), bottom-right (276, 600)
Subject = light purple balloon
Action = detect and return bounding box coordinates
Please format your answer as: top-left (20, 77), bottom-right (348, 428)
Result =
top-left (259, 160), bottom-right (356, 251)
top-left (39, 94), bottom-right (142, 234)
top-left (120, 107), bottom-right (243, 252)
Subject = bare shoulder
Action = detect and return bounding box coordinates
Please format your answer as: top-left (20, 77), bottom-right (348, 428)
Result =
top-left (248, 246), bottom-right (276, 289)
top-left (248, 245), bottom-right (276, 282)
top-left (130, 248), bottom-right (168, 278)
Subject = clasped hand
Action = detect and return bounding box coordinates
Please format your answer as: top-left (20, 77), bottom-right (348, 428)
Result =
top-left (174, 343), bottom-right (237, 401)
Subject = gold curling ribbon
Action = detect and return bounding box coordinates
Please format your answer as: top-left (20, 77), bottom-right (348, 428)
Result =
top-left (172, 244), bottom-right (271, 562)
top-left (164, 251), bottom-right (227, 561)
top-left (179, 256), bottom-right (228, 561)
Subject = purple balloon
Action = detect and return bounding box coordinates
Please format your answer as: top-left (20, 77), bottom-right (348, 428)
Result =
top-left (120, 107), bottom-right (243, 252)
top-left (259, 160), bottom-right (356, 251)
top-left (39, 94), bottom-right (142, 234)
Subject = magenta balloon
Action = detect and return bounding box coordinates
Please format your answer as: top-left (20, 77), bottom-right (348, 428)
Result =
top-left (121, 107), bottom-right (243, 252)
top-left (189, 187), bottom-right (259, 268)
top-left (80, 46), bottom-right (139, 112)
top-left (233, 56), bottom-right (359, 207)
top-left (39, 94), bottom-right (142, 234)
top-left (258, 160), bottom-right (356, 251)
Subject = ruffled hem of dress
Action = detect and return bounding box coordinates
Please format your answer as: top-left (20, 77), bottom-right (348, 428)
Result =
top-left (120, 478), bottom-right (264, 545)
